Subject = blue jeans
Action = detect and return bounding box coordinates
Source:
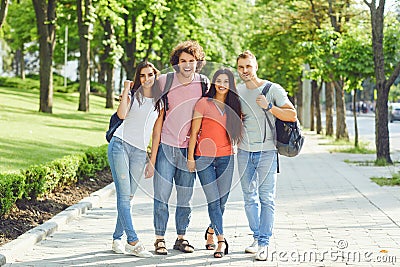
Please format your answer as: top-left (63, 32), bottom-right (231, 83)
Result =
top-left (196, 155), bottom-right (234, 236)
top-left (237, 149), bottom-right (277, 247)
top-left (153, 143), bottom-right (196, 236)
top-left (108, 137), bottom-right (147, 243)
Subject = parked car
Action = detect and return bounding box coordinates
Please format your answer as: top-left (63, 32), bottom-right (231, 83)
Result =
top-left (389, 103), bottom-right (400, 123)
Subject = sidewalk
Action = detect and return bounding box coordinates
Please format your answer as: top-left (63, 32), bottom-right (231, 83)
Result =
top-left (1, 132), bottom-right (399, 266)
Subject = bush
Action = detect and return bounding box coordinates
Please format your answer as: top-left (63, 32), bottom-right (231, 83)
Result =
top-left (23, 165), bottom-right (53, 199)
top-left (78, 145), bottom-right (108, 179)
top-left (52, 154), bottom-right (85, 187)
top-left (90, 82), bottom-right (107, 94)
top-left (0, 77), bottom-right (40, 90)
top-left (0, 173), bottom-right (25, 216)
top-left (0, 144), bottom-right (109, 215)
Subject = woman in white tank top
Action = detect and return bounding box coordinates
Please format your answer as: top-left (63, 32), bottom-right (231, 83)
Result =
top-left (107, 61), bottom-right (162, 257)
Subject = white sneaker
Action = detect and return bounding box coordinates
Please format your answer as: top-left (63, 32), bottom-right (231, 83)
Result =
top-left (112, 239), bottom-right (125, 254)
top-left (125, 241), bottom-right (153, 258)
top-left (255, 246), bottom-right (268, 261)
top-left (245, 239), bottom-right (258, 254)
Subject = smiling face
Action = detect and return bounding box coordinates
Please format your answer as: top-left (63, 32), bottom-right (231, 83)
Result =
top-left (177, 52), bottom-right (197, 78)
top-left (139, 67), bottom-right (156, 89)
top-left (214, 74), bottom-right (230, 97)
top-left (237, 57), bottom-right (258, 82)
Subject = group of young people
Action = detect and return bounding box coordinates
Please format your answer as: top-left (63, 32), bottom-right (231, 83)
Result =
top-left (107, 40), bottom-right (297, 261)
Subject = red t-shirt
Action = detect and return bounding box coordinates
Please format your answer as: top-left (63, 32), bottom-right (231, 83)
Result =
top-left (194, 97), bottom-right (233, 157)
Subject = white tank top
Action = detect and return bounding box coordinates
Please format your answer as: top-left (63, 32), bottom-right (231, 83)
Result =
top-left (114, 96), bottom-right (158, 151)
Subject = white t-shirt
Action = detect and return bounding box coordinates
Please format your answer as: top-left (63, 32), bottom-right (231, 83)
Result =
top-left (114, 95), bottom-right (158, 151)
top-left (238, 81), bottom-right (291, 152)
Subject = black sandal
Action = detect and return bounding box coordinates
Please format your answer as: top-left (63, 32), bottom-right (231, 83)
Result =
top-left (154, 239), bottom-right (168, 255)
top-left (173, 238), bottom-right (195, 253)
top-left (213, 239), bottom-right (228, 258)
top-left (205, 228), bottom-right (216, 250)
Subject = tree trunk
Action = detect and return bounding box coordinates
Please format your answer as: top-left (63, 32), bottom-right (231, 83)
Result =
top-left (325, 81), bottom-right (334, 136)
top-left (334, 80), bottom-right (349, 140)
top-left (144, 13), bottom-right (156, 61)
top-left (99, 60), bottom-right (106, 84)
top-left (104, 18), bottom-right (115, 109)
top-left (106, 65), bottom-right (114, 108)
top-left (366, 0), bottom-right (392, 163)
top-left (315, 81), bottom-right (322, 134)
top-left (353, 89), bottom-right (359, 147)
top-left (310, 80), bottom-right (316, 131)
top-left (296, 76), bottom-right (303, 124)
top-left (20, 44), bottom-right (25, 79)
top-left (119, 66), bottom-right (123, 95)
top-left (0, 0), bottom-right (8, 29)
top-left (121, 13), bottom-right (136, 80)
top-left (14, 49), bottom-right (20, 77)
top-left (77, 0), bottom-right (92, 112)
top-left (32, 0), bottom-right (56, 114)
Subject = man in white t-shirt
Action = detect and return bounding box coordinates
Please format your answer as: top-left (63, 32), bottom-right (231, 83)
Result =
top-left (236, 50), bottom-right (297, 261)
top-left (145, 40), bottom-right (209, 255)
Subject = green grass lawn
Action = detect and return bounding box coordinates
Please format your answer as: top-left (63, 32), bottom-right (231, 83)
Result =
top-left (0, 86), bottom-right (115, 173)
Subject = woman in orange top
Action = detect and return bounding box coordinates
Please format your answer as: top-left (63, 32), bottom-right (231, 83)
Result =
top-left (187, 68), bottom-right (242, 258)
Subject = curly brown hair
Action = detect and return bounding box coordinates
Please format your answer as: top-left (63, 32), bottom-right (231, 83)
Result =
top-left (169, 40), bottom-right (206, 73)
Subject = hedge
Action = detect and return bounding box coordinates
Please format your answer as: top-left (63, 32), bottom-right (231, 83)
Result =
top-left (0, 144), bottom-right (109, 216)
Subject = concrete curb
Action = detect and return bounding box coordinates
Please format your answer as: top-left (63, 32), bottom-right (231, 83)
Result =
top-left (0, 182), bottom-right (115, 266)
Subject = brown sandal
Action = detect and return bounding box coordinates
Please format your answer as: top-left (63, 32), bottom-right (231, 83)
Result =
top-left (173, 238), bottom-right (194, 253)
top-left (154, 239), bottom-right (168, 255)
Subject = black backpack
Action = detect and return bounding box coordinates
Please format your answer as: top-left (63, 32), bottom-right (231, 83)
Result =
top-left (161, 72), bottom-right (209, 120)
top-left (261, 82), bottom-right (304, 157)
top-left (105, 90), bottom-right (135, 143)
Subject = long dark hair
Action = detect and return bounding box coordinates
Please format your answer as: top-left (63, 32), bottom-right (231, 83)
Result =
top-left (132, 61), bottom-right (163, 113)
top-left (206, 68), bottom-right (243, 144)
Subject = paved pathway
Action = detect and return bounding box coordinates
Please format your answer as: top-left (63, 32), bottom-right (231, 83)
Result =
top-left (1, 132), bottom-right (399, 266)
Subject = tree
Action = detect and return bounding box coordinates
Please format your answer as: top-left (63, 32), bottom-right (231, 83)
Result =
top-left (77, 0), bottom-right (95, 112)
top-left (117, 0), bottom-right (167, 80)
top-left (248, 0), bottom-right (305, 97)
top-left (325, 82), bottom-right (334, 136)
top-left (364, 0), bottom-right (400, 164)
top-left (96, 0), bottom-right (127, 108)
top-left (327, 0), bottom-right (353, 141)
top-left (336, 29), bottom-right (374, 148)
top-left (32, 0), bottom-right (57, 113)
top-left (0, 0), bottom-right (8, 29)
top-left (6, 0), bottom-right (37, 79)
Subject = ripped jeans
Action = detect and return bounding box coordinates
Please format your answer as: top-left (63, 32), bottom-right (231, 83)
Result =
top-left (108, 137), bottom-right (147, 243)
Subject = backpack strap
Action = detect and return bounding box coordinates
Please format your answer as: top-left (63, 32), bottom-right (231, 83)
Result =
top-left (261, 81), bottom-right (275, 143)
top-left (128, 89), bottom-right (135, 109)
top-left (261, 81), bottom-right (280, 173)
top-left (261, 81), bottom-right (272, 96)
top-left (162, 72), bottom-right (175, 120)
top-left (163, 72), bottom-right (175, 111)
top-left (162, 72), bottom-right (209, 120)
top-left (199, 73), bottom-right (210, 96)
